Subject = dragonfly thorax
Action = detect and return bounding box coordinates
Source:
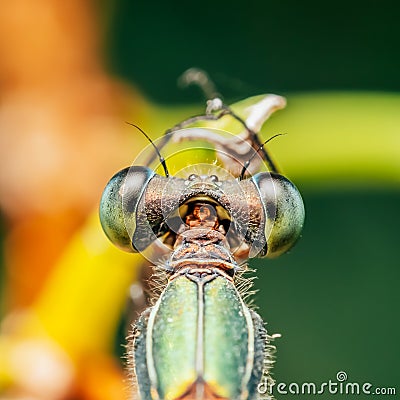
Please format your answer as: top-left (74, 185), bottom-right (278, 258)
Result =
top-left (167, 201), bottom-right (237, 276)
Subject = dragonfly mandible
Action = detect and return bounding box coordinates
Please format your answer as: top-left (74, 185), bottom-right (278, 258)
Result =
top-left (99, 94), bottom-right (305, 400)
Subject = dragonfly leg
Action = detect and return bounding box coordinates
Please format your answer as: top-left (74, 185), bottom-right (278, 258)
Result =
top-left (150, 95), bottom-right (286, 175)
top-left (250, 309), bottom-right (277, 400)
top-left (127, 307), bottom-right (153, 400)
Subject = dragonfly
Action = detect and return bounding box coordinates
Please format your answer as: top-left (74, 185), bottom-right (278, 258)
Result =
top-left (99, 92), bottom-right (305, 400)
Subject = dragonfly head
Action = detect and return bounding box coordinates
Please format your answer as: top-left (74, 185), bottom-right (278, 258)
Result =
top-left (99, 165), bottom-right (304, 261)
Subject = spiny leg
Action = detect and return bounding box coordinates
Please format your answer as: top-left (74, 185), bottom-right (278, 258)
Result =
top-left (126, 308), bottom-right (153, 400)
top-left (250, 309), bottom-right (278, 400)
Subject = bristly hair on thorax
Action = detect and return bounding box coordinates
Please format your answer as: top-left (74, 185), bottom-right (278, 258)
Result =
top-left (145, 261), bottom-right (259, 309)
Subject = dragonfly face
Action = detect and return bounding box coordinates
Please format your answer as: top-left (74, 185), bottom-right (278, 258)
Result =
top-left (100, 167), bottom-right (304, 261)
top-left (99, 97), bottom-right (305, 400)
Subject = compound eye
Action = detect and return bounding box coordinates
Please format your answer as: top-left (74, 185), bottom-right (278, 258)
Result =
top-left (99, 166), bottom-right (154, 252)
top-left (208, 174), bottom-right (219, 182)
top-left (252, 172), bottom-right (305, 258)
top-left (188, 174), bottom-right (199, 181)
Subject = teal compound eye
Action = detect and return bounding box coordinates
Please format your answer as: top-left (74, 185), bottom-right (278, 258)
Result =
top-left (251, 172), bottom-right (305, 258)
top-left (99, 166), bottom-right (154, 253)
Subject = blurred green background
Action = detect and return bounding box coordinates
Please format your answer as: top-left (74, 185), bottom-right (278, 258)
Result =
top-left (1, 0), bottom-right (399, 399)
top-left (106, 0), bottom-right (400, 102)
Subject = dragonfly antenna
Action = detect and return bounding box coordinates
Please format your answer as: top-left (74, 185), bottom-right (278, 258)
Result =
top-left (239, 134), bottom-right (285, 180)
top-left (126, 122), bottom-right (169, 177)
